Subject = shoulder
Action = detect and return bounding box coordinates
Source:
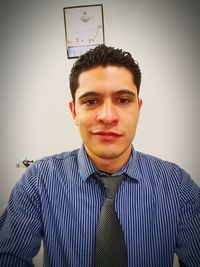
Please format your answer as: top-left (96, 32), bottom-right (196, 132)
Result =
top-left (38, 148), bottom-right (79, 161)
top-left (134, 151), bottom-right (191, 187)
top-left (134, 151), bottom-right (200, 202)
top-left (22, 148), bottom-right (80, 184)
top-left (34, 148), bottom-right (79, 169)
top-left (136, 151), bottom-right (180, 173)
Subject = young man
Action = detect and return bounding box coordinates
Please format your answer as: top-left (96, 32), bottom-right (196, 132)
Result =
top-left (0, 45), bottom-right (199, 267)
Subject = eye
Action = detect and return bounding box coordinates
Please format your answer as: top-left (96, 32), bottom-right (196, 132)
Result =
top-left (84, 99), bottom-right (98, 106)
top-left (117, 98), bottom-right (131, 104)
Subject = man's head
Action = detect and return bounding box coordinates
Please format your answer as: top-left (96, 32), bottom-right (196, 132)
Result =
top-left (69, 44), bottom-right (141, 101)
top-left (69, 45), bottom-right (143, 173)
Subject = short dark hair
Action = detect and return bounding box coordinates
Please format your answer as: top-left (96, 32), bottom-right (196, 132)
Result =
top-left (69, 44), bottom-right (141, 100)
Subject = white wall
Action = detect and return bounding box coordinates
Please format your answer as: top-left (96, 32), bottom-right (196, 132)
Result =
top-left (0, 0), bottom-right (199, 266)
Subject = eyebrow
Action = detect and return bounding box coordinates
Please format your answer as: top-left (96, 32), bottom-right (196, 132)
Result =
top-left (114, 90), bottom-right (137, 98)
top-left (78, 89), bottom-right (137, 102)
top-left (78, 92), bottom-right (102, 102)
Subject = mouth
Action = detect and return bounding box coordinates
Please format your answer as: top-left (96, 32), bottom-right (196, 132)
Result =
top-left (92, 131), bottom-right (122, 141)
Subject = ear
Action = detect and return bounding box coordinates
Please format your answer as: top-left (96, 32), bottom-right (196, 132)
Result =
top-left (137, 98), bottom-right (143, 119)
top-left (69, 100), bottom-right (78, 124)
top-left (138, 98), bottom-right (143, 110)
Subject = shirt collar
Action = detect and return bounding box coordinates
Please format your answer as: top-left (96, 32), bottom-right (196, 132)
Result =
top-left (78, 144), bottom-right (143, 182)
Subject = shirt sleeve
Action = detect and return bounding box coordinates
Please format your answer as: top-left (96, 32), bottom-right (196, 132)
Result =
top-left (0, 163), bottom-right (42, 267)
top-left (175, 168), bottom-right (200, 267)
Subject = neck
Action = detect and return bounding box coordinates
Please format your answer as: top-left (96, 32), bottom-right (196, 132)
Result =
top-left (84, 146), bottom-right (132, 173)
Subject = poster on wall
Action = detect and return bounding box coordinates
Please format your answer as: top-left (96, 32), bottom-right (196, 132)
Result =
top-left (63, 4), bottom-right (105, 59)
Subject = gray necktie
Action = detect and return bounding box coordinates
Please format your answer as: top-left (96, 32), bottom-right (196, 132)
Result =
top-left (94, 173), bottom-right (128, 267)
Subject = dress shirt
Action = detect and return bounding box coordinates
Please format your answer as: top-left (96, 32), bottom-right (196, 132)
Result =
top-left (0, 145), bottom-right (200, 267)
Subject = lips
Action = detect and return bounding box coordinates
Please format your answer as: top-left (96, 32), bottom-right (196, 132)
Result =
top-left (92, 130), bottom-right (122, 141)
top-left (93, 131), bottom-right (121, 136)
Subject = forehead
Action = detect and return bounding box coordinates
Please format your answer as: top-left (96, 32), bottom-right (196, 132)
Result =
top-left (76, 66), bottom-right (137, 97)
top-left (78, 65), bottom-right (133, 82)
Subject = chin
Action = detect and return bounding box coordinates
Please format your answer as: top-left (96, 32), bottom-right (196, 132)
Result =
top-left (95, 149), bottom-right (124, 160)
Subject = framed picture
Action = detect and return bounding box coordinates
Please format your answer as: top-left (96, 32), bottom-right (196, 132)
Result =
top-left (63, 4), bottom-right (105, 59)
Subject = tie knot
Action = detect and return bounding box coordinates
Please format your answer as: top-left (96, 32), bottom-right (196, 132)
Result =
top-left (94, 173), bottom-right (124, 199)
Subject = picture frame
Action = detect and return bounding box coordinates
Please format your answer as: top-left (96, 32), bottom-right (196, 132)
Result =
top-left (63, 4), bottom-right (105, 59)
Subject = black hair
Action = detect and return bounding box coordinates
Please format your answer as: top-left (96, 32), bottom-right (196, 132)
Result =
top-left (69, 44), bottom-right (141, 100)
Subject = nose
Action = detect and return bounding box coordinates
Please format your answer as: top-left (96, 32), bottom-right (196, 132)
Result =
top-left (96, 100), bottom-right (119, 125)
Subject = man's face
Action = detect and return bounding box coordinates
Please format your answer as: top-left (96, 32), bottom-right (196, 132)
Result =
top-left (69, 66), bottom-right (142, 168)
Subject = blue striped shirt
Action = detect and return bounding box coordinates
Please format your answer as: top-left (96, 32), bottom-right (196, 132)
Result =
top-left (0, 145), bottom-right (200, 267)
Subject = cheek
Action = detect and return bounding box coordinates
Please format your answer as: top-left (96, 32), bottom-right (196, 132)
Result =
top-left (124, 109), bottom-right (139, 122)
top-left (78, 110), bottom-right (96, 122)
top-left (76, 113), bottom-right (92, 130)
